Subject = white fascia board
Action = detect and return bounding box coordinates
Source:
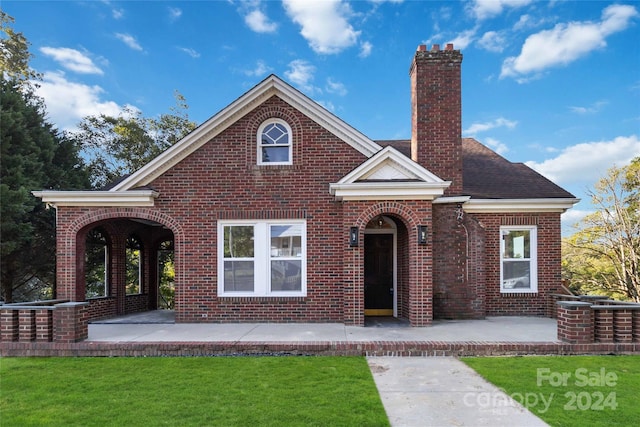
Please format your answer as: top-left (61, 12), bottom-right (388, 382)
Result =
top-left (32, 190), bottom-right (159, 207)
top-left (337, 146), bottom-right (444, 184)
top-left (112, 75), bottom-right (381, 191)
top-left (433, 196), bottom-right (472, 204)
top-left (464, 198), bottom-right (580, 213)
top-left (329, 181), bottom-right (450, 201)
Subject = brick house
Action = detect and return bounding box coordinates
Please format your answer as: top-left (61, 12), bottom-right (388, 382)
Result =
top-left (34, 44), bottom-right (577, 326)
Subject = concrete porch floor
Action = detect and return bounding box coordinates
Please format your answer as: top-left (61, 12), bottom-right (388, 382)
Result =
top-left (89, 311), bottom-right (559, 343)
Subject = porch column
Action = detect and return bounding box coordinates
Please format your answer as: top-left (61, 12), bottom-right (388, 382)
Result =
top-left (53, 301), bottom-right (89, 343)
top-left (557, 301), bottom-right (593, 344)
top-left (409, 236), bottom-right (433, 326)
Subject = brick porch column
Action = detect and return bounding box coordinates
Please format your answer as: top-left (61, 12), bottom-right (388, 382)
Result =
top-left (557, 301), bottom-right (593, 344)
top-left (613, 309), bottom-right (634, 342)
top-left (54, 302), bottom-right (90, 343)
top-left (0, 309), bottom-right (19, 341)
top-left (634, 311), bottom-right (640, 342)
top-left (594, 308), bottom-right (614, 343)
top-left (19, 309), bottom-right (36, 342)
top-left (35, 308), bottom-right (54, 342)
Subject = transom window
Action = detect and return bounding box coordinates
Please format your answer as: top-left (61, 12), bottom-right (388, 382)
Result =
top-left (500, 226), bottom-right (538, 293)
top-left (218, 220), bottom-right (306, 296)
top-left (257, 119), bottom-right (292, 165)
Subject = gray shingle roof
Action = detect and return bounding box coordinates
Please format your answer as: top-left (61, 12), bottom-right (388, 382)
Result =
top-left (376, 138), bottom-right (575, 199)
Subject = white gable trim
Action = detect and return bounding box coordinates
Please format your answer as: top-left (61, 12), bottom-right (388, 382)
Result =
top-left (112, 75), bottom-right (381, 191)
top-left (329, 146), bottom-right (451, 201)
top-left (32, 190), bottom-right (159, 207)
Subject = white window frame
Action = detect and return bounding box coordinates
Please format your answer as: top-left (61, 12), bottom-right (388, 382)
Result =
top-left (500, 226), bottom-right (538, 293)
top-left (257, 119), bottom-right (292, 165)
top-left (218, 220), bottom-right (306, 297)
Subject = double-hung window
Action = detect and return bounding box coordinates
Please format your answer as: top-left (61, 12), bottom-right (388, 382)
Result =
top-left (500, 226), bottom-right (537, 293)
top-left (218, 220), bottom-right (306, 296)
top-left (258, 119), bottom-right (292, 165)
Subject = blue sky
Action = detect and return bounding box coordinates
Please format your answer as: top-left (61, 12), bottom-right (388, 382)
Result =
top-left (5, 0), bottom-right (640, 233)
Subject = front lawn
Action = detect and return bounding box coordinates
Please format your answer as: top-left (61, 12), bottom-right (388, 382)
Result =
top-left (462, 355), bottom-right (640, 427)
top-left (0, 357), bottom-right (389, 427)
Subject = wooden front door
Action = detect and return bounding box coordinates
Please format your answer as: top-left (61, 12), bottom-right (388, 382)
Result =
top-left (364, 233), bottom-right (394, 316)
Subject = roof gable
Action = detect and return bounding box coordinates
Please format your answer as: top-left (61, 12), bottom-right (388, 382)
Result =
top-left (329, 146), bottom-right (451, 200)
top-left (112, 75), bottom-right (382, 191)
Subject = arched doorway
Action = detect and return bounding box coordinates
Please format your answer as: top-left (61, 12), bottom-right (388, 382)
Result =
top-left (77, 218), bottom-right (175, 321)
top-left (364, 215), bottom-right (397, 317)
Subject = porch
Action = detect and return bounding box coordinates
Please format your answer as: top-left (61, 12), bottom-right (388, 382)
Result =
top-left (86, 311), bottom-right (558, 343)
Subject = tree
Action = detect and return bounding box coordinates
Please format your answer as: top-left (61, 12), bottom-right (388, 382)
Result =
top-left (70, 92), bottom-right (197, 188)
top-left (0, 11), bottom-right (41, 85)
top-left (563, 158), bottom-right (640, 301)
top-left (1, 13), bottom-right (89, 302)
top-left (1, 78), bottom-right (90, 302)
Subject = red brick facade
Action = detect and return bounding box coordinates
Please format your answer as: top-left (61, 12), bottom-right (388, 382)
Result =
top-left (36, 45), bottom-right (575, 327)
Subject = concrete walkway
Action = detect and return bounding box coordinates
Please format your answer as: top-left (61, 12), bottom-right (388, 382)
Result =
top-left (368, 357), bottom-right (548, 427)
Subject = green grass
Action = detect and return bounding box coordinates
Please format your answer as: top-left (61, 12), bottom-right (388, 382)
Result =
top-left (461, 355), bottom-right (640, 427)
top-left (0, 356), bottom-right (389, 427)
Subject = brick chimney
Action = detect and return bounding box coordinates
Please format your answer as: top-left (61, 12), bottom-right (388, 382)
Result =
top-left (410, 43), bottom-right (463, 194)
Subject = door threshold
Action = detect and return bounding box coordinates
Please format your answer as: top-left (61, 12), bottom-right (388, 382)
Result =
top-left (364, 309), bottom-right (394, 316)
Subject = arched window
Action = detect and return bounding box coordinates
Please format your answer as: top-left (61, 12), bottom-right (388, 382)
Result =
top-left (257, 119), bottom-right (292, 165)
top-left (86, 228), bottom-right (108, 298)
top-left (126, 235), bottom-right (142, 295)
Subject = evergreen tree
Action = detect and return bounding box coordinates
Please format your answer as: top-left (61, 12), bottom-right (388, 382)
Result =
top-left (1, 13), bottom-right (89, 302)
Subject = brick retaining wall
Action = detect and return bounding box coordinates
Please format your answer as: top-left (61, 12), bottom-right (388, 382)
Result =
top-left (1, 340), bottom-right (638, 357)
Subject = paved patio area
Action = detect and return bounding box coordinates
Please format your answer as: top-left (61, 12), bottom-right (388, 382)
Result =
top-left (89, 312), bottom-right (559, 343)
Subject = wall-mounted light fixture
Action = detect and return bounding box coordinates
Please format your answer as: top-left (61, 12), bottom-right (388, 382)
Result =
top-left (418, 225), bottom-right (428, 245)
top-left (349, 226), bottom-right (359, 247)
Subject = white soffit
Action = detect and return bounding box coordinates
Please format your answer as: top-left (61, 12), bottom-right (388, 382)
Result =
top-left (32, 190), bottom-right (159, 207)
top-left (330, 146), bottom-right (451, 200)
top-left (464, 198), bottom-right (580, 213)
top-left (111, 75), bottom-right (381, 191)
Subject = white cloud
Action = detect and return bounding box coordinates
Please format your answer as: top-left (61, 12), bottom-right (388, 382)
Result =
top-left (484, 137), bottom-right (509, 155)
top-left (562, 209), bottom-right (592, 227)
top-left (244, 60), bottom-right (272, 77)
top-left (464, 117), bottom-right (517, 135)
top-left (34, 71), bottom-right (131, 130)
top-left (101, 0), bottom-right (124, 19)
top-left (284, 59), bottom-right (317, 93)
top-left (501, 4), bottom-right (639, 80)
top-left (115, 33), bottom-right (143, 51)
top-left (317, 100), bottom-right (335, 112)
top-left (512, 14), bottom-right (552, 31)
top-left (245, 9), bottom-right (278, 33)
top-left (283, 0), bottom-right (360, 54)
top-left (525, 135), bottom-right (640, 185)
top-left (178, 47), bottom-right (201, 58)
top-left (478, 31), bottom-right (506, 52)
top-left (569, 100), bottom-right (608, 114)
top-left (325, 78), bottom-right (347, 96)
top-left (168, 7), bottom-right (182, 21)
top-left (447, 28), bottom-right (476, 50)
top-left (40, 47), bottom-right (104, 75)
top-left (359, 41), bottom-right (373, 58)
top-left (469, 0), bottom-right (532, 21)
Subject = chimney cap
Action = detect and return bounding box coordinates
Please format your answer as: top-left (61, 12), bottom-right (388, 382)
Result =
top-left (431, 44), bottom-right (440, 52)
top-left (446, 43), bottom-right (454, 51)
top-left (417, 44), bottom-right (427, 51)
